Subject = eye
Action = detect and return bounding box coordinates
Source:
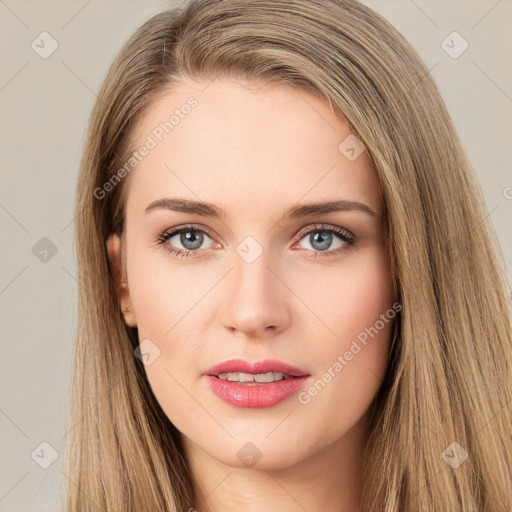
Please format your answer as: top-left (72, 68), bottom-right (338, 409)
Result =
top-left (155, 223), bottom-right (355, 260)
top-left (155, 225), bottom-right (217, 259)
top-left (292, 223), bottom-right (355, 258)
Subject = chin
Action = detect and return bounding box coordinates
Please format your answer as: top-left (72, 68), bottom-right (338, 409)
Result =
top-left (196, 432), bottom-right (314, 471)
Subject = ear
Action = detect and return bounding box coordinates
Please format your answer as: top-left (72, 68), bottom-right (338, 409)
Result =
top-left (106, 233), bottom-right (137, 328)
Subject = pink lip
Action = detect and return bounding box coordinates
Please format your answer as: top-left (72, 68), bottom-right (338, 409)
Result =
top-left (203, 358), bottom-right (310, 408)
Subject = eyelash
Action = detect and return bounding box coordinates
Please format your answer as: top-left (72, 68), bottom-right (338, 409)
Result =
top-left (155, 223), bottom-right (355, 260)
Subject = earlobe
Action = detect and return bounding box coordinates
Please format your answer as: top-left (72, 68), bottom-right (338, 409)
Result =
top-left (106, 233), bottom-right (137, 328)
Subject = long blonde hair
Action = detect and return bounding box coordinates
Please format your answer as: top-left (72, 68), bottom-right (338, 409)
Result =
top-left (64, 0), bottom-right (512, 510)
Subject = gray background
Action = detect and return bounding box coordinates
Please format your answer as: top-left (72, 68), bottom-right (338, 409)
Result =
top-left (0, 1), bottom-right (511, 510)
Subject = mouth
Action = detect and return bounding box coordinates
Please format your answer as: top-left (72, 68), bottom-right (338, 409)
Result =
top-left (203, 358), bottom-right (311, 408)
top-left (214, 371), bottom-right (295, 384)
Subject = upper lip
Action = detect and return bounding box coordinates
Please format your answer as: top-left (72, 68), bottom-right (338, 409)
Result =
top-left (204, 358), bottom-right (309, 377)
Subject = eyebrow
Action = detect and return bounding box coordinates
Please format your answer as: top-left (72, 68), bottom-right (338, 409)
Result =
top-left (145, 197), bottom-right (378, 219)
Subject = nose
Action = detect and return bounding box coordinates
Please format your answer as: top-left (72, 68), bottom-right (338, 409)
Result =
top-left (219, 249), bottom-right (291, 339)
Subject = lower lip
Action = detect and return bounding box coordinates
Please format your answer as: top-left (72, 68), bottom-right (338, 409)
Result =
top-left (204, 375), bottom-right (310, 408)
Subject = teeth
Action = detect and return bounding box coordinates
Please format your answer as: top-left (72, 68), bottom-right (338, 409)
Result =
top-left (218, 372), bottom-right (290, 383)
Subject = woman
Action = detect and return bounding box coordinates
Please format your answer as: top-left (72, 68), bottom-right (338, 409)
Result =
top-left (64, 0), bottom-right (512, 510)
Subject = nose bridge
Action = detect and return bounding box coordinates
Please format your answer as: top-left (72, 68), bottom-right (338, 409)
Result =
top-left (220, 237), bottom-right (290, 336)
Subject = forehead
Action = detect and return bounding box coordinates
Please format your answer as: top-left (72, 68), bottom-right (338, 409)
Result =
top-left (124, 78), bottom-right (383, 217)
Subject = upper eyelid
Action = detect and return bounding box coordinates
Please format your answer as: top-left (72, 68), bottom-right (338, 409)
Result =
top-left (296, 223), bottom-right (353, 239)
top-left (162, 224), bottom-right (217, 241)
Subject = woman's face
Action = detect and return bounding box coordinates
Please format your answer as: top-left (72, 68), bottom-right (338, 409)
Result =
top-left (108, 77), bottom-right (395, 470)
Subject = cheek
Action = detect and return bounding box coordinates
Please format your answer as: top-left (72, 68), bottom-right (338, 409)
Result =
top-left (311, 245), bottom-right (394, 343)
top-left (127, 247), bottom-right (201, 338)
top-left (299, 248), bottom-right (394, 411)
top-left (125, 252), bottom-right (211, 426)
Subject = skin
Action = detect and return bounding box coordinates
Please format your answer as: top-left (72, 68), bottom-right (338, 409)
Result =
top-left (107, 77), bottom-right (395, 512)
